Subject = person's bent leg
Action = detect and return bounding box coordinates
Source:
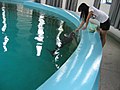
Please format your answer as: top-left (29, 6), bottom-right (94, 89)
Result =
top-left (101, 30), bottom-right (107, 47)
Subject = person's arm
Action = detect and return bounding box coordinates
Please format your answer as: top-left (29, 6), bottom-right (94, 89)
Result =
top-left (75, 20), bottom-right (85, 32)
top-left (82, 11), bottom-right (93, 30)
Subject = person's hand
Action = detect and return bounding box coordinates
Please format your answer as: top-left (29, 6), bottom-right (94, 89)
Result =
top-left (82, 26), bottom-right (87, 30)
top-left (75, 29), bottom-right (79, 32)
top-left (75, 28), bottom-right (80, 32)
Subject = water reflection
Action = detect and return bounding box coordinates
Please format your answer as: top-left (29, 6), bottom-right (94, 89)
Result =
top-left (0, 2), bottom-right (78, 90)
top-left (34, 15), bottom-right (45, 56)
top-left (3, 36), bottom-right (9, 52)
top-left (54, 20), bottom-right (64, 69)
top-left (1, 5), bottom-right (6, 33)
top-left (1, 4), bottom-right (9, 52)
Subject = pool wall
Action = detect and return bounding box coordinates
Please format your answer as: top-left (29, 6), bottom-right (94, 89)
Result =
top-left (0, 0), bottom-right (28, 3)
top-left (0, 1), bottom-right (102, 90)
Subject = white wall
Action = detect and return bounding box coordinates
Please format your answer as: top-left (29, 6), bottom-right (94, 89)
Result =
top-left (40, 0), bottom-right (110, 14)
top-left (100, 3), bottom-right (111, 15)
top-left (77, 0), bottom-right (94, 7)
top-left (76, 0), bottom-right (94, 12)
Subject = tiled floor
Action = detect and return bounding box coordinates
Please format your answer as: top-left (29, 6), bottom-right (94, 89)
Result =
top-left (99, 34), bottom-right (120, 90)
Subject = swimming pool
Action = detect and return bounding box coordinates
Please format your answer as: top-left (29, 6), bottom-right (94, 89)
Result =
top-left (0, 1), bottom-right (102, 90)
top-left (0, 2), bottom-right (77, 90)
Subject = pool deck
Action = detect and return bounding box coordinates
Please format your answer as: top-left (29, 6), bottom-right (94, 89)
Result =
top-left (99, 27), bottom-right (120, 90)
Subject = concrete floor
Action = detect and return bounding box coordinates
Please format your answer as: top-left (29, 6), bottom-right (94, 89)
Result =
top-left (99, 34), bottom-right (120, 90)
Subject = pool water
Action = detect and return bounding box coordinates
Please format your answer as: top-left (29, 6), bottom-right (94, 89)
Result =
top-left (0, 2), bottom-right (77, 90)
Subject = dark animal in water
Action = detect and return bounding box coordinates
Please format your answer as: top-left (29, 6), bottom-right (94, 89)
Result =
top-left (47, 32), bottom-right (76, 56)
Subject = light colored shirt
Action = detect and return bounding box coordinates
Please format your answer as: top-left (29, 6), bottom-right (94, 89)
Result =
top-left (89, 6), bottom-right (109, 23)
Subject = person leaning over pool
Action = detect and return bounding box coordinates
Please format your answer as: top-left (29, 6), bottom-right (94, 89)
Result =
top-left (75, 3), bottom-right (110, 47)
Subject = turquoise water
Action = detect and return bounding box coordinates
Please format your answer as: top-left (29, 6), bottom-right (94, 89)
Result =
top-left (0, 3), bottom-right (77, 90)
